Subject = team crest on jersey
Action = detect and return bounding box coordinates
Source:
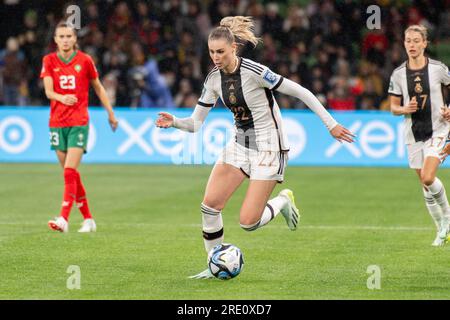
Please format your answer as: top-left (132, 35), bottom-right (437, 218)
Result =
top-left (415, 82), bottom-right (423, 93)
top-left (229, 93), bottom-right (237, 104)
top-left (263, 70), bottom-right (278, 85)
top-left (74, 64), bottom-right (82, 72)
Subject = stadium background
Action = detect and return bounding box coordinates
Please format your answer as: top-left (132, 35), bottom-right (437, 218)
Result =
top-left (1, 0), bottom-right (450, 300)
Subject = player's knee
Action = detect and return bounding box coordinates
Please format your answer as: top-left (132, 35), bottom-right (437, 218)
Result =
top-left (421, 173), bottom-right (435, 186)
top-left (240, 217), bottom-right (260, 232)
top-left (202, 198), bottom-right (225, 211)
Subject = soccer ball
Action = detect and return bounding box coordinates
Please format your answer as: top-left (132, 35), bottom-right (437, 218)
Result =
top-left (208, 243), bottom-right (244, 280)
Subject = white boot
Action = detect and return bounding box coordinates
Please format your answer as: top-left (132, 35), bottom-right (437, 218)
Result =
top-left (48, 217), bottom-right (68, 233)
top-left (78, 219), bottom-right (97, 233)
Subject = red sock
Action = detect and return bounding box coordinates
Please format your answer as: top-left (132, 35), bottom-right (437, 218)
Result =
top-left (75, 170), bottom-right (92, 220)
top-left (60, 168), bottom-right (78, 221)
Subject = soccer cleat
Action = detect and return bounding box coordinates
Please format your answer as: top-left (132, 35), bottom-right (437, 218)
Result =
top-left (188, 268), bottom-right (214, 279)
top-left (48, 216), bottom-right (68, 233)
top-left (279, 189), bottom-right (300, 231)
top-left (432, 233), bottom-right (446, 246)
top-left (438, 218), bottom-right (450, 240)
top-left (78, 219), bottom-right (97, 233)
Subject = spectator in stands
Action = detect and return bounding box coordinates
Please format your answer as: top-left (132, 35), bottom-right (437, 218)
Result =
top-left (0, 37), bottom-right (28, 105)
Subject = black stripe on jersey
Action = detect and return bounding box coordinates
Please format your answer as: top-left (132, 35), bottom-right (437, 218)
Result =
top-left (220, 66), bottom-right (256, 149)
top-left (406, 63), bottom-right (432, 142)
top-left (443, 84), bottom-right (450, 106)
top-left (429, 59), bottom-right (448, 72)
top-left (241, 61), bottom-right (263, 75)
top-left (240, 168), bottom-right (250, 178)
top-left (272, 77), bottom-right (284, 91)
top-left (394, 61), bottom-right (407, 73)
top-left (241, 62), bottom-right (263, 74)
top-left (204, 67), bottom-right (219, 84)
top-left (264, 88), bottom-right (283, 151)
top-left (198, 101), bottom-right (214, 108)
top-left (389, 93), bottom-right (403, 97)
top-left (241, 64), bottom-right (262, 75)
top-left (242, 59), bottom-right (264, 73)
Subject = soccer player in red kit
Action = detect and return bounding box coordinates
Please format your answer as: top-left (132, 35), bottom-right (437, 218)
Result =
top-left (40, 22), bottom-right (118, 233)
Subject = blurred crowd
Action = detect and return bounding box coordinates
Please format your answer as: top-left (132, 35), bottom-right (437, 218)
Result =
top-left (0, 0), bottom-right (448, 110)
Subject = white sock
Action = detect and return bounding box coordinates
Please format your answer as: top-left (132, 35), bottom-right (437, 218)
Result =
top-left (423, 187), bottom-right (442, 230)
top-left (201, 203), bottom-right (223, 254)
top-left (240, 195), bottom-right (288, 231)
top-left (426, 178), bottom-right (450, 222)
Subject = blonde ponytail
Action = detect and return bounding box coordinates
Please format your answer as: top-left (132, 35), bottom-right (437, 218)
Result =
top-left (209, 16), bottom-right (261, 48)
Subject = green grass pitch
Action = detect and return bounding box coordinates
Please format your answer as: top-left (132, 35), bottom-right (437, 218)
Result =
top-left (1, 163), bottom-right (450, 299)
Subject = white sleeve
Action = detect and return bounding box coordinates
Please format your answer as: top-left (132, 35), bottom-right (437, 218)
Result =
top-left (388, 71), bottom-right (402, 96)
top-left (275, 77), bottom-right (338, 131)
top-left (198, 76), bottom-right (219, 107)
top-left (172, 104), bottom-right (211, 133)
top-left (251, 63), bottom-right (284, 90)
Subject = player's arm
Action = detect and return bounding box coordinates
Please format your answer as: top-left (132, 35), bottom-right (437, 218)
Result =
top-left (156, 104), bottom-right (211, 133)
top-left (156, 79), bottom-right (217, 133)
top-left (43, 76), bottom-right (77, 106)
top-left (275, 78), bottom-right (355, 143)
top-left (390, 95), bottom-right (418, 115)
top-left (90, 77), bottom-right (118, 131)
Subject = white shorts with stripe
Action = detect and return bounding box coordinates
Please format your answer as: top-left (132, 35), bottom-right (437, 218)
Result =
top-left (407, 136), bottom-right (447, 169)
top-left (216, 140), bottom-right (288, 183)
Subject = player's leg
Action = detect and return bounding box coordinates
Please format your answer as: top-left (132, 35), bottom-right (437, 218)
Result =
top-left (201, 163), bottom-right (246, 253)
top-left (56, 150), bottom-right (66, 168)
top-left (416, 168), bottom-right (444, 246)
top-left (415, 169), bottom-right (442, 230)
top-left (65, 125), bottom-right (95, 232)
top-left (421, 156), bottom-right (450, 241)
top-left (408, 141), bottom-right (444, 245)
top-left (240, 151), bottom-right (299, 232)
top-left (189, 163), bottom-right (246, 279)
top-left (48, 128), bottom-right (71, 232)
top-left (239, 181), bottom-right (299, 231)
top-left (59, 147), bottom-right (84, 222)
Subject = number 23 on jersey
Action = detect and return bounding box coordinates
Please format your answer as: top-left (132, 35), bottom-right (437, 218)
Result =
top-left (59, 75), bottom-right (76, 89)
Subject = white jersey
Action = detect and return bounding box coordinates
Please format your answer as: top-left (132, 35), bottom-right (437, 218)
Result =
top-left (198, 57), bottom-right (289, 152)
top-left (389, 58), bottom-right (450, 144)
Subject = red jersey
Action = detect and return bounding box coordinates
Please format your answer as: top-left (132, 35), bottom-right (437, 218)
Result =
top-left (40, 50), bottom-right (98, 128)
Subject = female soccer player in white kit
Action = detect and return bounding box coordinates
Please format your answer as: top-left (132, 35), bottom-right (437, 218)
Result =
top-left (389, 25), bottom-right (450, 246)
top-left (156, 16), bottom-right (354, 278)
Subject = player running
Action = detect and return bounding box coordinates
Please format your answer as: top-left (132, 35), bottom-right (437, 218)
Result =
top-left (156, 16), bottom-right (354, 278)
top-left (40, 22), bottom-right (118, 233)
top-left (389, 25), bottom-right (450, 246)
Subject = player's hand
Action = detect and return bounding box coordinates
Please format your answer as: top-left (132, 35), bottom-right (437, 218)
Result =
top-left (440, 107), bottom-right (450, 122)
top-left (61, 94), bottom-right (78, 106)
top-left (403, 97), bottom-right (418, 114)
top-left (156, 112), bottom-right (174, 128)
top-left (108, 113), bottom-right (119, 132)
top-left (439, 142), bottom-right (450, 161)
top-left (330, 124), bottom-right (355, 143)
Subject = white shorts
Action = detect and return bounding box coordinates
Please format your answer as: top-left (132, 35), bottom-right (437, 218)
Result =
top-left (407, 136), bottom-right (447, 169)
top-left (216, 141), bottom-right (288, 182)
